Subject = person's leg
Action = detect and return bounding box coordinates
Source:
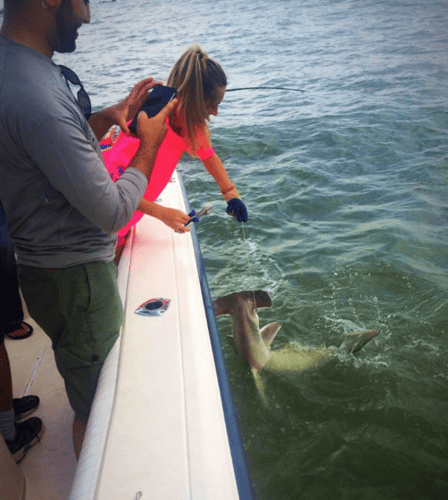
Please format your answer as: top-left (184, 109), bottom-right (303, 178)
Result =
top-left (0, 341), bottom-right (12, 410)
top-left (72, 417), bottom-right (86, 460)
top-left (0, 338), bottom-right (43, 462)
top-left (18, 262), bottom-right (122, 459)
top-left (0, 201), bottom-right (25, 339)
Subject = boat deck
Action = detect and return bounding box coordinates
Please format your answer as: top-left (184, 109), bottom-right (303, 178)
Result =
top-left (6, 299), bottom-right (77, 500)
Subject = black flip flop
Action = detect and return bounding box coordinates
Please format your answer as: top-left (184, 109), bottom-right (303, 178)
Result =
top-left (5, 322), bottom-right (34, 340)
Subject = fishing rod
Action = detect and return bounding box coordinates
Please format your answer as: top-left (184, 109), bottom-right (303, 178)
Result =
top-left (227, 86), bottom-right (305, 93)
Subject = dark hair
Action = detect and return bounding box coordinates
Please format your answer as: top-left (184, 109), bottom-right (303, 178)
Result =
top-left (3, 0), bottom-right (29, 11)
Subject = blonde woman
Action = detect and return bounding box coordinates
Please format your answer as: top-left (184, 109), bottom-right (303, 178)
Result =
top-left (101, 45), bottom-right (247, 261)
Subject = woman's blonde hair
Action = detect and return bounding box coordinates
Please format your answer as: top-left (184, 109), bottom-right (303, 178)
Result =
top-left (166, 45), bottom-right (227, 150)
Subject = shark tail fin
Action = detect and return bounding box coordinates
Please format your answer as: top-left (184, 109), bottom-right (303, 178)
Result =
top-left (342, 330), bottom-right (379, 353)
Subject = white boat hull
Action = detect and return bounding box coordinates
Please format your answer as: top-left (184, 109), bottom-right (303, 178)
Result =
top-left (69, 170), bottom-right (250, 499)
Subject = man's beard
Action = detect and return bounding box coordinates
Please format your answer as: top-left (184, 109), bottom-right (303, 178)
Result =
top-left (51, 0), bottom-right (80, 53)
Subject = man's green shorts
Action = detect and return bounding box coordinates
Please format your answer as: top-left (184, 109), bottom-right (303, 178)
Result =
top-left (17, 261), bottom-right (122, 423)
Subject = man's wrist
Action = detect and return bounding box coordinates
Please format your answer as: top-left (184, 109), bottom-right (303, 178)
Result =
top-left (129, 144), bottom-right (158, 180)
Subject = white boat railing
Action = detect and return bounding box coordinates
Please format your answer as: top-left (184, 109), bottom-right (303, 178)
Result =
top-left (69, 171), bottom-right (255, 499)
top-left (177, 172), bottom-right (256, 500)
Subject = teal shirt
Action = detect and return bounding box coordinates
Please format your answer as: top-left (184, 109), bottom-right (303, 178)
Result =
top-left (0, 36), bottom-right (147, 267)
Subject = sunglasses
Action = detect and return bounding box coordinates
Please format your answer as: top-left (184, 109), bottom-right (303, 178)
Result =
top-left (58, 65), bottom-right (92, 120)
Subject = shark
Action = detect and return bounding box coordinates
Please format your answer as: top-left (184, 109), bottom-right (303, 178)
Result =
top-left (213, 290), bottom-right (379, 373)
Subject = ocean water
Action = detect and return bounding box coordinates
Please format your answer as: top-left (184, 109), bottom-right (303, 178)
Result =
top-left (14, 0), bottom-right (448, 497)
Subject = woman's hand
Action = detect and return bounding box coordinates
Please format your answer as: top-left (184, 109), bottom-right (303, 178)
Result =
top-left (226, 198), bottom-right (248, 222)
top-left (137, 199), bottom-right (190, 233)
top-left (109, 78), bottom-right (163, 135)
top-left (159, 206), bottom-right (191, 233)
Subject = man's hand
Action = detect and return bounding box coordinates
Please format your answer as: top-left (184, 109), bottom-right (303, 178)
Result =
top-left (88, 78), bottom-right (163, 141)
top-left (110, 77), bottom-right (163, 135)
top-left (128, 99), bottom-right (178, 180)
top-left (137, 98), bottom-right (177, 151)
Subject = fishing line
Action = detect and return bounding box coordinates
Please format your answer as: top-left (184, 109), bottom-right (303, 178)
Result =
top-left (239, 131), bottom-right (278, 302)
top-left (229, 86), bottom-right (306, 297)
top-left (240, 223), bottom-right (256, 301)
top-left (227, 86), bottom-right (305, 93)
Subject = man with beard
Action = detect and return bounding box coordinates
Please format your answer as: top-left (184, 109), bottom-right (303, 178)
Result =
top-left (0, 0), bottom-right (176, 459)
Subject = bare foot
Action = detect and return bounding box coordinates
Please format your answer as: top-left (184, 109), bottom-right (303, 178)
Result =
top-left (5, 322), bottom-right (33, 340)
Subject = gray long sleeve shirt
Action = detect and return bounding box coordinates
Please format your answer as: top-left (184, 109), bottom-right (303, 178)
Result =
top-left (0, 36), bottom-right (147, 268)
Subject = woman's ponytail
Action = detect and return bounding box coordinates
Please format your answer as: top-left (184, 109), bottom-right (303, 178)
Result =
top-left (166, 45), bottom-right (227, 150)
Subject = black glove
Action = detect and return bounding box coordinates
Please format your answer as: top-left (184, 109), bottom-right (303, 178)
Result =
top-left (226, 198), bottom-right (248, 223)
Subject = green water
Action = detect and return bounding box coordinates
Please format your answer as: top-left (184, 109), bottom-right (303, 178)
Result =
top-left (51, 0), bottom-right (448, 496)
